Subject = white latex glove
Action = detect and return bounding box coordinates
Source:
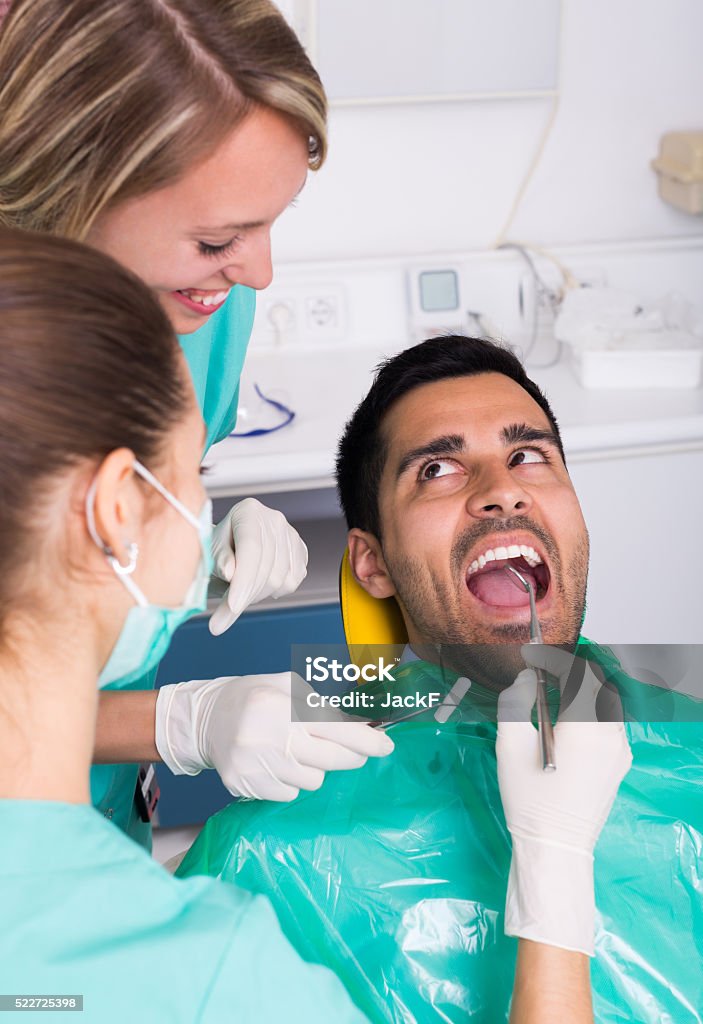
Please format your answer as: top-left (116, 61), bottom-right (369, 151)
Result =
top-left (496, 646), bottom-right (632, 956)
top-left (155, 672), bottom-right (395, 801)
top-left (209, 498), bottom-right (308, 636)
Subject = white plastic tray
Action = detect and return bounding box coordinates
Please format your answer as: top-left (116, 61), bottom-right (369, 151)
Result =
top-left (568, 346), bottom-right (703, 389)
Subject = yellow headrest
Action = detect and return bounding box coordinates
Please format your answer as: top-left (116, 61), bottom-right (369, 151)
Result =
top-left (339, 548), bottom-right (408, 667)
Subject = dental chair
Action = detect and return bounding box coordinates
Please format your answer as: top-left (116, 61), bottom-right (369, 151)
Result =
top-left (338, 547), bottom-right (407, 659)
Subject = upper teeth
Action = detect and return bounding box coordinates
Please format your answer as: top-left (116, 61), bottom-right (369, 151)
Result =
top-left (182, 290), bottom-right (229, 307)
top-left (467, 544), bottom-right (543, 577)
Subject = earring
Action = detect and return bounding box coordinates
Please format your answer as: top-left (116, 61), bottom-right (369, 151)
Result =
top-left (112, 541), bottom-right (139, 577)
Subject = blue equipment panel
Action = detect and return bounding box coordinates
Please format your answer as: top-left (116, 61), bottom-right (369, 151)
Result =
top-left (154, 603), bottom-right (345, 827)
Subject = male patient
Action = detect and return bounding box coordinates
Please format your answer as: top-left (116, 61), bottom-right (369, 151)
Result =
top-left (338, 334), bottom-right (587, 689)
top-left (179, 336), bottom-right (702, 1024)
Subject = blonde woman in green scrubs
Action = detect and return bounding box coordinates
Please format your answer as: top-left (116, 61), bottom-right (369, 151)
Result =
top-left (0, 0), bottom-right (392, 850)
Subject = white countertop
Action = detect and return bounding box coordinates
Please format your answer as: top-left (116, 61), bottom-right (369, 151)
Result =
top-left (205, 344), bottom-right (703, 497)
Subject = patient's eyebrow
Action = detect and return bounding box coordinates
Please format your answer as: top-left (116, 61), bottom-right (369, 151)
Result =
top-left (501, 423), bottom-right (561, 449)
top-left (395, 434), bottom-right (465, 479)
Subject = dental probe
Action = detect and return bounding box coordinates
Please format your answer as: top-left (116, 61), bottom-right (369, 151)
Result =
top-left (505, 566), bottom-right (556, 772)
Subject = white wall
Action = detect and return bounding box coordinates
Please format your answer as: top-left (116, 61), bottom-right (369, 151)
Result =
top-left (273, 0), bottom-right (703, 263)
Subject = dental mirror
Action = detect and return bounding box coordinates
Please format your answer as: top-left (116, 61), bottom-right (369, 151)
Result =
top-left (505, 565), bottom-right (556, 771)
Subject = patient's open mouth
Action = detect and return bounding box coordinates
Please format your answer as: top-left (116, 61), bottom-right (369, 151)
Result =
top-left (466, 543), bottom-right (550, 608)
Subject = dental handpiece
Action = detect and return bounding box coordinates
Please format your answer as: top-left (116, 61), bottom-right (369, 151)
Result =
top-left (505, 566), bottom-right (556, 772)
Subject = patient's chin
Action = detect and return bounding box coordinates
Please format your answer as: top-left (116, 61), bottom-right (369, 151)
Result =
top-left (409, 639), bottom-right (527, 690)
top-left (441, 643), bottom-right (525, 689)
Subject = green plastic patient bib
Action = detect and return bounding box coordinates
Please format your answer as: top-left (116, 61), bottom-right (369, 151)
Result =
top-left (178, 643), bottom-right (703, 1023)
top-left (90, 286), bottom-right (256, 848)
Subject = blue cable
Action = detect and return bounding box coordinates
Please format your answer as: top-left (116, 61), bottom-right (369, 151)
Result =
top-left (229, 383), bottom-right (295, 438)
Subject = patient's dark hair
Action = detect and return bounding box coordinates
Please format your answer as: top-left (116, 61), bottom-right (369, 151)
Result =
top-left (0, 226), bottom-right (189, 634)
top-left (336, 335), bottom-right (565, 538)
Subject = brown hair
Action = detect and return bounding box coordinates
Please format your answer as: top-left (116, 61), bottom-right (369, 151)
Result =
top-left (0, 226), bottom-right (189, 630)
top-left (0, 0), bottom-right (327, 239)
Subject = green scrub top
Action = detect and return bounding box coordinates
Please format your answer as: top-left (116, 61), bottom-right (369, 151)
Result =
top-left (90, 286), bottom-right (256, 849)
top-left (0, 800), bottom-right (367, 1023)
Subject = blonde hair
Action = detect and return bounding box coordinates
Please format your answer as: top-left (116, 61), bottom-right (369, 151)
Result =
top-left (0, 0), bottom-right (327, 239)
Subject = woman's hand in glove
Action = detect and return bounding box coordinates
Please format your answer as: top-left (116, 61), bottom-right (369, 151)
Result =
top-left (209, 498), bottom-right (308, 636)
top-left (496, 649), bottom-right (632, 956)
top-left (155, 673), bottom-right (394, 801)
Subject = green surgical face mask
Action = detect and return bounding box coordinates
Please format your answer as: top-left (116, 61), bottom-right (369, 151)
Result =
top-left (86, 460), bottom-right (213, 689)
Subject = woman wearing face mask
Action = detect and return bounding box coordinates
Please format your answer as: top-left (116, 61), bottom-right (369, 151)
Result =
top-left (0, 228), bottom-right (373, 1022)
top-left (0, 0), bottom-right (393, 847)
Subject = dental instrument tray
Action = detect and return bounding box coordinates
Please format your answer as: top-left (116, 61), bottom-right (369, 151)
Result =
top-left (555, 287), bottom-right (703, 389)
top-left (567, 341), bottom-right (703, 390)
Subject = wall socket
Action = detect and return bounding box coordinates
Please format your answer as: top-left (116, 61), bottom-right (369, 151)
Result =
top-left (262, 283), bottom-right (347, 346)
top-left (304, 285), bottom-right (347, 341)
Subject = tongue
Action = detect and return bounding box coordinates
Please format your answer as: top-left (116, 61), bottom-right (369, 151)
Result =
top-left (469, 565), bottom-right (536, 607)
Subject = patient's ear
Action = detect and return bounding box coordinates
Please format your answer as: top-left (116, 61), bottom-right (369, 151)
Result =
top-left (348, 529), bottom-right (397, 599)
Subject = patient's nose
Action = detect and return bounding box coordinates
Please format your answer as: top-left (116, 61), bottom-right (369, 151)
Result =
top-left (466, 465), bottom-right (532, 519)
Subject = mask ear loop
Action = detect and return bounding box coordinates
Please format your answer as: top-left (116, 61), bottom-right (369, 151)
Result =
top-left (132, 460), bottom-right (203, 530)
top-left (85, 473), bottom-right (146, 606)
top-left (109, 542), bottom-right (139, 577)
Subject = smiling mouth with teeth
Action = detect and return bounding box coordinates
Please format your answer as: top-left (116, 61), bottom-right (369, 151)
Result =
top-left (175, 288), bottom-right (230, 310)
top-left (466, 543), bottom-right (551, 608)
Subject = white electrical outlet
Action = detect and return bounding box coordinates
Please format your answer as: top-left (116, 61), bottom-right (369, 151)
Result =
top-left (258, 283), bottom-right (348, 347)
top-left (261, 293), bottom-right (299, 346)
top-left (306, 296), bottom-right (337, 328)
top-left (302, 284), bottom-right (347, 343)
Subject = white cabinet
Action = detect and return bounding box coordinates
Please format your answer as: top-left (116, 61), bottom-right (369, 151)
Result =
top-left (570, 447), bottom-right (703, 643)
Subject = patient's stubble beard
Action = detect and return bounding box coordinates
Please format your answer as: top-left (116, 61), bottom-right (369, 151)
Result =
top-left (382, 520), bottom-right (589, 685)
